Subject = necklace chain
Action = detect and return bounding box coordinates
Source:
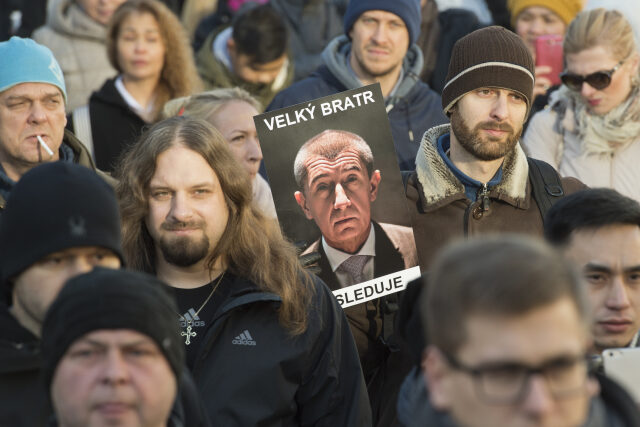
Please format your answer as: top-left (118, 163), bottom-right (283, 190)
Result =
top-left (177, 272), bottom-right (225, 346)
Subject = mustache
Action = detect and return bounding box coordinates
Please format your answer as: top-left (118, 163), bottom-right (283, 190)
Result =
top-left (161, 220), bottom-right (204, 231)
top-left (477, 121), bottom-right (514, 133)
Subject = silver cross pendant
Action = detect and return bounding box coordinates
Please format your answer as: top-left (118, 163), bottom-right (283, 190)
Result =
top-left (181, 322), bottom-right (197, 345)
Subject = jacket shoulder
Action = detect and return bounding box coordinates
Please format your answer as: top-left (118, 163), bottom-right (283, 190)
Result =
top-left (267, 66), bottom-right (343, 111)
top-left (378, 222), bottom-right (418, 268)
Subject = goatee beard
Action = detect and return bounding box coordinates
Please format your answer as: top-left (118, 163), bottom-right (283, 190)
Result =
top-left (450, 109), bottom-right (521, 161)
top-left (159, 234), bottom-right (210, 267)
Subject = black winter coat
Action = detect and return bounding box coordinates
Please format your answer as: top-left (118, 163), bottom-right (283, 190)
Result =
top-left (68, 77), bottom-right (147, 173)
top-left (189, 273), bottom-right (372, 426)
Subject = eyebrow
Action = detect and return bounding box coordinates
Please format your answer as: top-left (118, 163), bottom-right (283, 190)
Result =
top-left (584, 263), bottom-right (640, 274)
top-left (78, 337), bottom-right (151, 349)
top-left (5, 92), bottom-right (62, 101)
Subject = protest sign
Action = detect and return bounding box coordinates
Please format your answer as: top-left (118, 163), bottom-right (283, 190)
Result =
top-left (255, 84), bottom-right (420, 307)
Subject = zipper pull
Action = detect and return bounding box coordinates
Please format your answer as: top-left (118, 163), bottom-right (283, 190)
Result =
top-left (478, 184), bottom-right (490, 212)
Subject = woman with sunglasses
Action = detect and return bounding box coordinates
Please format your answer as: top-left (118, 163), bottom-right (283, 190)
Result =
top-left (508, 0), bottom-right (584, 101)
top-left (522, 9), bottom-right (640, 202)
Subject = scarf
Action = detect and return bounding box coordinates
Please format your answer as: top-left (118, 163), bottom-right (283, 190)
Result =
top-left (549, 77), bottom-right (640, 156)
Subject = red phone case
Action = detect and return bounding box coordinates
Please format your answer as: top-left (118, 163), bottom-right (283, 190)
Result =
top-left (535, 35), bottom-right (564, 87)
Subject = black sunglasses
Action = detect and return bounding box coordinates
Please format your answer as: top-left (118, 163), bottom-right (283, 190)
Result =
top-left (560, 60), bottom-right (625, 91)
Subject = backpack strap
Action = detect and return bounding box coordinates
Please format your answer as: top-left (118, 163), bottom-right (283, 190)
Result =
top-left (380, 293), bottom-right (399, 348)
top-left (527, 157), bottom-right (564, 222)
top-left (72, 105), bottom-right (94, 158)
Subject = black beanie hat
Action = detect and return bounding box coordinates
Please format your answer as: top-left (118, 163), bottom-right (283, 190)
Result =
top-left (0, 162), bottom-right (123, 294)
top-left (343, 0), bottom-right (421, 46)
top-left (41, 267), bottom-right (185, 389)
top-left (441, 26), bottom-right (535, 116)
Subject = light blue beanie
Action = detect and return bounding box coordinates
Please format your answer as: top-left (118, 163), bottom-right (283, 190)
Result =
top-left (0, 37), bottom-right (67, 102)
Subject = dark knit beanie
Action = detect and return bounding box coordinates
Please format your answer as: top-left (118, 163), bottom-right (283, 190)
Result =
top-left (41, 268), bottom-right (185, 389)
top-left (0, 162), bottom-right (123, 295)
top-left (343, 0), bottom-right (421, 46)
top-left (441, 26), bottom-right (535, 116)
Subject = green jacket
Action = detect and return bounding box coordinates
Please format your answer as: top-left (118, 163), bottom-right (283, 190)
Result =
top-left (195, 28), bottom-right (295, 108)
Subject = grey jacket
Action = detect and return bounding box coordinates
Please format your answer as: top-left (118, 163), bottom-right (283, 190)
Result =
top-left (32, 0), bottom-right (117, 111)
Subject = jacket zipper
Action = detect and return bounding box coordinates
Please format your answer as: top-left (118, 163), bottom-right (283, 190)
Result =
top-left (478, 183), bottom-right (490, 212)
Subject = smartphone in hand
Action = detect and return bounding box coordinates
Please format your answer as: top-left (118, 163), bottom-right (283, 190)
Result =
top-left (535, 35), bottom-right (564, 86)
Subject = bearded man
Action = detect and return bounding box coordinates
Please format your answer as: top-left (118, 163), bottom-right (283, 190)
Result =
top-left (404, 26), bottom-right (586, 269)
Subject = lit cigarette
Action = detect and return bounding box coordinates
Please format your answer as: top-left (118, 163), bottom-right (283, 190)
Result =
top-left (37, 135), bottom-right (54, 156)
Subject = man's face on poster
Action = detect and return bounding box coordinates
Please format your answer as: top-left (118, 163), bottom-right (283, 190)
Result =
top-left (295, 147), bottom-right (381, 254)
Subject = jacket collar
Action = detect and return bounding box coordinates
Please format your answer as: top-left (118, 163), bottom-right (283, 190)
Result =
top-left (415, 124), bottom-right (531, 212)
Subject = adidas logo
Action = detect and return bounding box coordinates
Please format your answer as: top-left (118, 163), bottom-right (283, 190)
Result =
top-left (232, 330), bottom-right (256, 346)
top-left (179, 308), bottom-right (205, 328)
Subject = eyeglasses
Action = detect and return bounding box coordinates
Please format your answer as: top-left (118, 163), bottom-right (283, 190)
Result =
top-left (443, 352), bottom-right (590, 404)
top-left (560, 60), bottom-right (625, 91)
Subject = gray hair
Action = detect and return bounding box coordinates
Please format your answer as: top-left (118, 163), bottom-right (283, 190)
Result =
top-left (293, 129), bottom-right (374, 189)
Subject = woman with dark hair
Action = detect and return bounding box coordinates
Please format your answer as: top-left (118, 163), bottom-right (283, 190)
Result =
top-left (69, 0), bottom-right (201, 173)
top-left (523, 9), bottom-right (640, 202)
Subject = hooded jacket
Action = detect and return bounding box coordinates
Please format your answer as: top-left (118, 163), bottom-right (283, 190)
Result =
top-left (32, 0), bottom-right (117, 112)
top-left (195, 27), bottom-right (295, 108)
top-left (0, 129), bottom-right (109, 213)
top-left (189, 272), bottom-right (372, 426)
top-left (396, 367), bottom-right (640, 427)
top-left (267, 35), bottom-right (448, 171)
top-left (405, 124), bottom-right (586, 269)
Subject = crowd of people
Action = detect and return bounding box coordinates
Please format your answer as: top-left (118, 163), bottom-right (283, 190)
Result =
top-left (2, 0), bottom-right (640, 426)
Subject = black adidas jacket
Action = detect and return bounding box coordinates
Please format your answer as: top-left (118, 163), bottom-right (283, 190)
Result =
top-left (189, 273), bottom-right (372, 426)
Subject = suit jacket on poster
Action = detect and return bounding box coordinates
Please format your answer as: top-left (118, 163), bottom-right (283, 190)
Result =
top-left (304, 221), bottom-right (417, 377)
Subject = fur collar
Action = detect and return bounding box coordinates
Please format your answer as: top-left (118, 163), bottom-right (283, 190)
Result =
top-left (415, 124), bottom-right (531, 211)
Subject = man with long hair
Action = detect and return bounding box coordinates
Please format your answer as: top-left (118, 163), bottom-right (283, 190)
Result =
top-left (115, 116), bottom-right (371, 426)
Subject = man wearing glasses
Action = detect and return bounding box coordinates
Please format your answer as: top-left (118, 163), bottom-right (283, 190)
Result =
top-left (396, 235), bottom-right (640, 427)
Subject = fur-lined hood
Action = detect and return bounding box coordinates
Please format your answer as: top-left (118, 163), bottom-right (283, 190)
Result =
top-left (415, 124), bottom-right (531, 212)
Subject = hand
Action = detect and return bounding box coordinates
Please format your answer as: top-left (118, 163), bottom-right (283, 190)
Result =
top-left (534, 65), bottom-right (553, 98)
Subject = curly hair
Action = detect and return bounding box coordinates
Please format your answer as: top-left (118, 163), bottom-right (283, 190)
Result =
top-left (107, 0), bottom-right (202, 120)
top-left (115, 116), bottom-right (313, 335)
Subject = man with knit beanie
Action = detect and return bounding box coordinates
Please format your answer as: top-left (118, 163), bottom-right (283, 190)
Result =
top-left (404, 25), bottom-right (586, 270)
top-left (0, 161), bottom-right (123, 426)
top-left (42, 268), bottom-right (185, 427)
top-left (0, 36), bottom-right (103, 215)
top-left (267, 0), bottom-right (447, 172)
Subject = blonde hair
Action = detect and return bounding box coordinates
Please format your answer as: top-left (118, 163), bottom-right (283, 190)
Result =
top-left (107, 0), bottom-right (202, 121)
top-left (162, 87), bottom-right (262, 124)
top-left (115, 116), bottom-right (313, 335)
top-left (564, 8), bottom-right (637, 61)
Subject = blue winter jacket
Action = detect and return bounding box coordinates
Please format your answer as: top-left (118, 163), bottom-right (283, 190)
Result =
top-left (267, 35), bottom-right (448, 171)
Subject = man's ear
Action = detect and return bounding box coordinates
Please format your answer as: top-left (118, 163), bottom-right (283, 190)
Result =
top-left (422, 346), bottom-right (453, 410)
top-left (369, 170), bottom-right (381, 202)
top-left (294, 191), bottom-right (314, 220)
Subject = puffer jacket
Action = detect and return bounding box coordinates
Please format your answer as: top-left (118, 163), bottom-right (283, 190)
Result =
top-left (267, 35), bottom-right (448, 171)
top-left (32, 0), bottom-right (117, 112)
top-left (405, 124), bottom-right (586, 270)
